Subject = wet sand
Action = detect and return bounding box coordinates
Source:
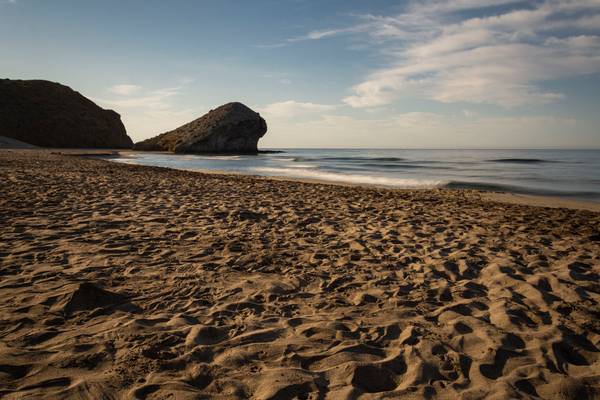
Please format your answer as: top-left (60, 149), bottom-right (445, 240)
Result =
top-left (1, 150), bottom-right (599, 399)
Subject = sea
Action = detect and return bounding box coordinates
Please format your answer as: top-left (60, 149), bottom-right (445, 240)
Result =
top-left (109, 149), bottom-right (600, 202)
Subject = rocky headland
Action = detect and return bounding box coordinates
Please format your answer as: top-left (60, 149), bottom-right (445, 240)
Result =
top-left (134, 102), bottom-right (267, 153)
top-left (0, 79), bottom-right (133, 149)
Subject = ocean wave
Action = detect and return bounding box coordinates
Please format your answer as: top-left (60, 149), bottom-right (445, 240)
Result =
top-left (445, 181), bottom-right (515, 192)
top-left (293, 156), bottom-right (405, 163)
top-left (197, 155), bottom-right (242, 160)
top-left (108, 157), bottom-right (139, 164)
top-left (445, 181), bottom-right (600, 200)
top-left (329, 156), bottom-right (406, 162)
top-left (285, 163), bottom-right (318, 169)
top-left (250, 167), bottom-right (443, 188)
top-left (360, 163), bottom-right (451, 170)
top-left (273, 157), bottom-right (296, 162)
top-left (487, 158), bottom-right (554, 164)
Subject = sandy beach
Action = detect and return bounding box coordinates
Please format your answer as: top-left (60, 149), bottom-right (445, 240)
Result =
top-left (1, 149), bottom-right (599, 399)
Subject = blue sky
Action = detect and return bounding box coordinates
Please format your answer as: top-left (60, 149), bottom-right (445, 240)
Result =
top-left (1, 0), bottom-right (599, 148)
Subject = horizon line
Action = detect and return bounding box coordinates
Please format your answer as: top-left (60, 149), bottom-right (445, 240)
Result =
top-left (260, 147), bottom-right (600, 151)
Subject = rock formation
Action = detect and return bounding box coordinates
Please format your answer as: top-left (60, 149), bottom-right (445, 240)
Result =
top-left (134, 102), bottom-right (267, 153)
top-left (0, 79), bottom-right (133, 148)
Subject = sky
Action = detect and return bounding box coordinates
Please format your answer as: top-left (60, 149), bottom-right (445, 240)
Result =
top-left (1, 0), bottom-right (600, 148)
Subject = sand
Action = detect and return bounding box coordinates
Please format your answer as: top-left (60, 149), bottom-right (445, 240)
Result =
top-left (1, 150), bottom-right (599, 399)
top-left (482, 192), bottom-right (600, 213)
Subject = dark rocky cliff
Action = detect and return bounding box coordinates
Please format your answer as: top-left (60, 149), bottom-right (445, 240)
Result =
top-left (0, 79), bottom-right (133, 148)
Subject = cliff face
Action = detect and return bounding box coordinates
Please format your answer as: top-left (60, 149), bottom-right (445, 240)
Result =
top-left (134, 102), bottom-right (267, 153)
top-left (0, 79), bottom-right (133, 148)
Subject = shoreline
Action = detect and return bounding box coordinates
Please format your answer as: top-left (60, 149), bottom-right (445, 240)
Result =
top-left (4, 147), bottom-right (600, 211)
top-left (113, 149), bottom-right (600, 212)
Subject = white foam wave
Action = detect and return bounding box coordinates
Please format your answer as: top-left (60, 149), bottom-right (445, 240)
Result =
top-left (196, 155), bottom-right (242, 161)
top-left (250, 167), bottom-right (443, 188)
top-left (284, 163), bottom-right (318, 169)
top-left (109, 157), bottom-right (138, 164)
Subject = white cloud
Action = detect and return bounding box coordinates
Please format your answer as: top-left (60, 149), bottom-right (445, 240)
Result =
top-left (546, 34), bottom-right (600, 48)
top-left (259, 100), bottom-right (339, 118)
top-left (108, 84), bottom-right (142, 96)
top-left (410, 0), bottom-right (524, 13)
top-left (283, 0), bottom-right (600, 108)
top-left (289, 25), bottom-right (369, 42)
top-left (97, 85), bottom-right (181, 110)
top-left (94, 82), bottom-right (198, 141)
top-left (575, 14), bottom-right (600, 29)
top-left (257, 25), bottom-right (369, 48)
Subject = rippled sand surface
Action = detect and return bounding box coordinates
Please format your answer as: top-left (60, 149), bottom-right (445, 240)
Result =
top-left (1, 150), bottom-right (599, 399)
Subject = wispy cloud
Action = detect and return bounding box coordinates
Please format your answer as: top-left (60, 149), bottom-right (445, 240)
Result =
top-left (407, 0), bottom-right (523, 13)
top-left (258, 72), bottom-right (294, 85)
top-left (288, 25), bottom-right (369, 42)
top-left (256, 25), bottom-right (368, 48)
top-left (274, 0), bottom-right (600, 108)
top-left (98, 90), bottom-right (175, 109)
top-left (108, 84), bottom-right (142, 96)
top-left (97, 84), bottom-right (185, 110)
top-left (346, 1), bottom-right (600, 107)
top-left (94, 80), bottom-right (198, 140)
top-left (258, 100), bottom-right (339, 118)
